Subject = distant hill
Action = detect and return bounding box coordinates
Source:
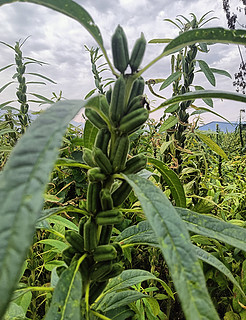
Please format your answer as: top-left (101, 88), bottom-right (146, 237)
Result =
top-left (198, 121), bottom-right (246, 133)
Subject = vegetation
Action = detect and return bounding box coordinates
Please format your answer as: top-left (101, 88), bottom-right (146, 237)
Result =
top-left (0, 1), bottom-right (246, 319)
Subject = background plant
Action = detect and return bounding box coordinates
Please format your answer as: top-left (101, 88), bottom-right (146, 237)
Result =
top-left (0, 1), bottom-right (246, 320)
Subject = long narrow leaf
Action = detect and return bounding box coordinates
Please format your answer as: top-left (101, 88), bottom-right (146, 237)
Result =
top-left (195, 131), bottom-right (228, 160)
top-left (176, 207), bottom-right (246, 252)
top-left (0, 99), bottom-right (85, 318)
top-left (45, 260), bottom-right (83, 320)
top-left (197, 60), bottom-right (216, 86)
top-left (148, 157), bottom-right (186, 207)
top-left (154, 90), bottom-right (246, 112)
top-left (163, 28), bottom-right (246, 55)
top-left (123, 174), bottom-right (220, 320)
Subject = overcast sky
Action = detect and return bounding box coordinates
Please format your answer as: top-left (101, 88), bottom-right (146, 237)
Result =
top-left (0, 0), bottom-right (245, 125)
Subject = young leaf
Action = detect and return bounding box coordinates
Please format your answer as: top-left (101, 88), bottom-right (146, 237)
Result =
top-left (45, 260), bottom-right (82, 320)
top-left (197, 60), bottom-right (216, 86)
top-left (123, 174), bottom-right (220, 320)
top-left (160, 71), bottom-right (182, 90)
top-left (210, 68), bottom-right (232, 78)
top-left (0, 99), bottom-right (85, 318)
top-left (195, 131), bottom-right (228, 159)
top-left (159, 115), bottom-right (178, 132)
top-left (148, 157), bottom-right (186, 208)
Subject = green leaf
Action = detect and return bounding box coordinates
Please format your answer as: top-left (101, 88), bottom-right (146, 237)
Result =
top-left (29, 93), bottom-right (54, 104)
top-left (176, 207), bottom-right (246, 252)
top-left (197, 60), bottom-right (216, 86)
top-left (0, 81), bottom-right (14, 93)
top-left (195, 131), bottom-right (228, 159)
top-left (45, 260), bottom-right (82, 320)
top-left (38, 239), bottom-right (68, 252)
top-left (104, 269), bottom-right (160, 294)
top-left (159, 115), bottom-right (178, 132)
top-left (0, 64), bottom-right (14, 73)
top-left (190, 106), bottom-right (230, 123)
top-left (148, 157), bottom-right (186, 208)
top-left (193, 246), bottom-right (245, 299)
top-left (47, 215), bottom-right (78, 232)
top-left (194, 86), bottom-right (213, 107)
top-left (27, 72), bottom-right (56, 84)
top-left (83, 120), bottom-right (98, 149)
top-left (0, 129), bottom-right (17, 136)
top-left (209, 68), bottom-right (232, 79)
top-left (149, 38), bottom-right (172, 43)
top-left (55, 158), bottom-right (89, 169)
top-left (95, 290), bottom-right (148, 313)
top-left (105, 306), bottom-right (135, 320)
top-left (123, 174), bottom-right (220, 320)
top-left (0, 99), bottom-right (84, 318)
top-left (115, 220), bottom-right (160, 247)
top-left (154, 90), bottom-right (246, 111)
top-left (164, 103), bottom-right (179, 113)
top-left (163, 28), bottom-right (246, 55)
top-left (160, 71), bottom-right (182, 90)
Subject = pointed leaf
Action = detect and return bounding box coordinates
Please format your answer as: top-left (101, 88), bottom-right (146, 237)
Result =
top-left (104, 269), bottom-right (159, 294)
top-left (190, 106), bottom-right (230, 122)
top-left (197, 60), bottom-right (216, 86)
top-left (159, 115), bottom-right (178, 132)
top-left (0, 64), bottom-right (14, 73)
top-left (164, 103), bottom-right (180, 113)
top-left (55, 158), bottom-right (89, 169)
top-left (123, 174), bottom-right (220, 320)
top-left (96, 291), bottom-right (148, 313)
top-left (29, 93), bottom-right (54, 104)
top-left (195, 131), bottom-right (228, 159)
top-left (149, 38), bottom-right (172, 43)
top-left (45, 260), bottom-right (82, 320)
top-left (163, 28), bottom-right (246, 56)
top-left (160, 71), bottom-right (182, 90)
top-left (176, 207), bottom-right (246, 252)
top-left (194, 246), bottom-right (245, 298)
top-left (0, 99), bottom-right (84, 318)
top-left (0, 81), bottom-right (14, 93)
top-left (27, 72), bottom-right (56, 84)
top-left (115, 220), bottom-right (160, 247)
top-left (194, 86), bottom-right (213, 107)
top-left (210, 68), bottom-right (232, 78)
top-left (148, 157), bottom-right (186, 207)
top-left (154, 90), bottom-right (246, 111)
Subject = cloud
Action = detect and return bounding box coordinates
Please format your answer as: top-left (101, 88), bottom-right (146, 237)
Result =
top-left (0, 0), bottom-right (244, 123)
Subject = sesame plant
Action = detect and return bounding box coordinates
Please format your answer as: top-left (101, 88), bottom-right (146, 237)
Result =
top-left (0, 1), bottom-right (246, 320)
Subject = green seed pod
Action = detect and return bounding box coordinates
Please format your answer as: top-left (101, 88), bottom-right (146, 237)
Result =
top-left (95, 128), bottom-right (111, 155)
top-left (92, 147), bottom-right (113, 175)
top-left (88, 167), bottom-right (107, 182)
top-left (122, 154), bottom-right (147, 174)
top-left (100, 188), bottom-right (113, 211)
top-left (78, 216), bottom-right (87, 237)
top-left (106, 86), bottom-right (112, 104)
top-left (85, 108), bottom-right (107, 129)
top-left (112, 180), bottom-right (132, 207)
top-left (93, 244), bottom-right (117, 262)
top-left (119, 108), bottom-right (148, 134)
top-left (110, 135), bottom-right (129, 173)
top-left (84, 217), bottom-right (98, 252)
top-left (99, 95), bottom-right (110, 118)
top-left (65, 230), bottom-right (84, 253)
top-left (87, 181), bottom-right (102, 214)
top-left (129, 32), bottom-right (146, 73)
top-left (126, 95), bottom-right (145, 114)
top-left (111, 25), bottom-right (129, 74)
top-left (82, 148), bottom-right (96, 167)
top-left (128, 77), bottom-right (145, 105)
top-left (98, 225), bottom-right (113, 245)
top-left (109, 75), bottom-right (126, 126)
top-left (96, 209), bottom-right (123, 225)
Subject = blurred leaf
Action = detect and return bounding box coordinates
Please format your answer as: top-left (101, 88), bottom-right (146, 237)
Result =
top-left (195, 131), bottom-right (228, 159)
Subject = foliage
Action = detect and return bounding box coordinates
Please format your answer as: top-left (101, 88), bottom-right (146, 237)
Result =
top-left (0, 1), bottom-right (246, 320)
